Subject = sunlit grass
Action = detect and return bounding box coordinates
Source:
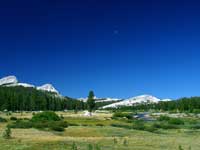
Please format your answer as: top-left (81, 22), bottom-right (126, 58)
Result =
top-left (0, 111), bottom-right (200, 150)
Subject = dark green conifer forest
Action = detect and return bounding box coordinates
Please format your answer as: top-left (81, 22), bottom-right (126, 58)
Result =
top-left (0, 86), bottom-right (86, 111)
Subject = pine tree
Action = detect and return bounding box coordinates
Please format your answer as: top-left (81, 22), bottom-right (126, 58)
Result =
top-left (87, 91), bottom-right (95, 115)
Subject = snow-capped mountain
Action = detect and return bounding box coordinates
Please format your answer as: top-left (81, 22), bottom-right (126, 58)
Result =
top-left (0, 76), bottom-right (18, 86)
top-left (102, 95), bottom-right (171, 109)
top-left (6, 83), bottom-right (35, 88)
top-left (0, 76), bottom-right (60, 95)
top-left (78, 97), bottom-right (122, 103)
top-left (95, 98), bottom-right (122, 102)
top-left (37, 84), bottom-right (59, 94)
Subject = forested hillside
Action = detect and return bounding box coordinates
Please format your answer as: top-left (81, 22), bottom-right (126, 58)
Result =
top-left (0, 86), bottom-right (86, 111)
top-left (113, 97), bottom-right (200, 113)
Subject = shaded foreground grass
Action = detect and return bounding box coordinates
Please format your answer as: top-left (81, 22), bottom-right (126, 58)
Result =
top-left (0, 125), bottom-right (200, 150)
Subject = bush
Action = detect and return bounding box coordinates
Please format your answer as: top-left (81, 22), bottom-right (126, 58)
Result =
top-left (110, 123), bottom-right (132, 129)
top-left (88, 144), bottom-right (93, 150)
top-left (152, 122), bottom-right (179, 129)
top-left (51, 125), bottom-right (65, 132)
top-left (96, 123), bottom-right (104, 127)
top-left (33, 122), bottom-right (49, 129)
top-left (68, 123), bottom-right (79, 126)
top-left (168, 118), bottom-right (184, 125)
top-left (190, 124), bottom-right (200, 129)
top-left (192, 109), bottom-right (200, 114)
top-left (0, 117), bottom-right (7, 122)
top-left (31, 111), bottom-right (61, 122)
top-left (8, 120), bottom-right (33, 129)
top-left (9, 120), bottom-right (68, 131)
top-left (132, 121), bottom-right (145, 130)
top-left (33, 121), bottom-right (68, 129)
top-left (71, 142), bottom-right (78, 150)
top-left (145, 126), bottom-right (157, 132)
top-left (157, 115), bottom-right (170, 121)
top-left (113, 112), bottom-right (133, 119)
top-left (10, 116), bottom-right (17, 121)
top-left (2, 126), bottom-right (11, 139)
top-left (60, 114), bottom-right (64, 119)
top-left (57, 121), bottom-right (69, 128)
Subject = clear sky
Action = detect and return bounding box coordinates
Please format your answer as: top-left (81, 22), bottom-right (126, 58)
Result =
top-left (1, 0), bottom-right (200, 99)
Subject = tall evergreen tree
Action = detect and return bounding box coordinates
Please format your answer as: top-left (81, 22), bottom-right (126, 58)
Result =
top-left (87, 91), bottom-right (95, 115)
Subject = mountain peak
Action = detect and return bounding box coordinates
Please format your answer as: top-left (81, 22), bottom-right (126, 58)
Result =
top-left (0, 75), bottom-right (18, 86)
top-left (0, 76), bottom-right (60, 95)
top-left (102, 94), bottom-right (170, 109)
top-left (37, 84), bottom-right (59, 94)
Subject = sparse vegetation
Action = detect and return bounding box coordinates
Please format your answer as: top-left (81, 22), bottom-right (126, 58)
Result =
top-left (0, 116), bottom-right (7, 122)
top-left (112, 112), bottom-right (133, 119)
top-left (10, 116), bottom-right (18, 121)
top-left (2, 126), bottom-right (11, 139)
top-left (0, 111), bottom-right (199, 149)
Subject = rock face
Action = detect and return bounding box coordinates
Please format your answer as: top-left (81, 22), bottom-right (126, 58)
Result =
top-left (37, 84), bottom-right (59, 94)
top-left (0, 76), bottom-right (18, 86)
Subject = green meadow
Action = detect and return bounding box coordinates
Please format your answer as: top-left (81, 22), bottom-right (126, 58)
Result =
top-left (0, 111), bottom-right (200, 150)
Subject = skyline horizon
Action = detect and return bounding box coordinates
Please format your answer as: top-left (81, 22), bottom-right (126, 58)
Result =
top-left (0, 74), bottom-right (196, 100)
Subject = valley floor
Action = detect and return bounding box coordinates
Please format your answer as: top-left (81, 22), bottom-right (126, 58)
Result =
top-left (0, 112), bottom-right (200, 150)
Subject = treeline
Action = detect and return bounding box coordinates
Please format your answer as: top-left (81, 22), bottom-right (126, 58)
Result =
top-left (0, 86), bottom-right (86, 111)
top-left (110, 97), bottom-right (200, 113)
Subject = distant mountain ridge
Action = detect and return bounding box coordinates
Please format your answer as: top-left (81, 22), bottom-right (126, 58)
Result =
top-left (102, 95), bottom-right (171, 109)
top-left (78, 96), bottom-right (122, 103)
top-left (0, 76), bottom-right (60, 96)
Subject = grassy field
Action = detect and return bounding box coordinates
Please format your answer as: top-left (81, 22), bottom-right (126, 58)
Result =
top-left (0, 111), bottom-right (200, 150)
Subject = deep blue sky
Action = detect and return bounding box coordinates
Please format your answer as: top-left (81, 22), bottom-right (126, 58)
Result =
top-left (1, 0), bottom-right (200, 99)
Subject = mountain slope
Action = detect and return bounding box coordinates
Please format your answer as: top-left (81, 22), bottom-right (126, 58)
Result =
top-left (102, 95), bottom-right (171, 109)
top-left (0, 76), bottom-right (60, 95)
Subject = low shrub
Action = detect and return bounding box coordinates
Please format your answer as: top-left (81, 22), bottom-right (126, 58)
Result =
top-left (56, 121), bottom-right (69, 128)
top-left (33, 122), bottom-right (49, 129)
top-left (60, 114), bottom-right (64, 119)
top-left (71, 142), bottom-right (78, 150)
top-left (168, 118), bottom-right (184, 125)
top-left (152, 122), bottom-right (179, 129)
top-left (31, 111), bottom-right (61, 122)
top-left (8, 120), bottom-right (33, 128)
top-left (2, 126), bottom-right (11, 139)
top-left (51, 125), bottom-right (65, 132)
top-left (113, 112), bottom-right (133, 119)
top-left (0, 117), bottom-right (7, 123)
top-left (132, 121), bottom-right (145, 130)
top-left (110, 123), bottom-right (132, 129)
top-left (88, 144), bottom-right (93, 150)
top-left (145, 126), bottom-right (157, 132)
top-left (190, 124), bottom-right (200, 129)
top-left (157, 115), bottom-right (170, 121)
top-left (10, 116), bottom-right (17, 121)
top-left (192, 109), bottom-right (200, 114)
top-left (8, 119), bottom-right (68, 132)
top-left (96, 123), bottom-right (104, 127)
top-left (68, 123), bottom-right (79, 126)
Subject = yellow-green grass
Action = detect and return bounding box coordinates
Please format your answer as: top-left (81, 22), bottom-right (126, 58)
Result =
top-left (0, 112), bottom-right (200, 150)
top-left (0, 125), bottom-right (200, 150)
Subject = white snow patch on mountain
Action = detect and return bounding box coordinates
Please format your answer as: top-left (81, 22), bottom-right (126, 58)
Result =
top-left (37, 84), bottom-right (59, 94)
top-left (78, 97), bottom-right (122, 102)
top-left (0, 76), bottom-right (18, 86)
top-left (0, 76), bottom-right (60, 96)
top-left (102, 95), bottom-right (171, 109)
top-left (6, 83), bottom-right (35, 88)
